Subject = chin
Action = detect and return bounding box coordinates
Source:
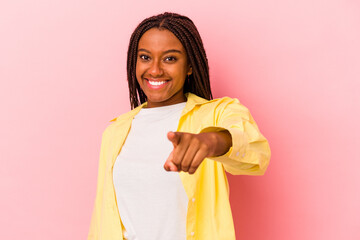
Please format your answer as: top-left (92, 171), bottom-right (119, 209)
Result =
top-left (147, 95), bottom-right (169, 103)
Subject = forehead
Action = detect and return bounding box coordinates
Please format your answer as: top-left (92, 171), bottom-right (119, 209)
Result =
top-left (138, 28), bottom-right (185, 51)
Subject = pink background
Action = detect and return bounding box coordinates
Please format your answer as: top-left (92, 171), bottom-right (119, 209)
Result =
top-left (1, 0), bottom-right (359, 239)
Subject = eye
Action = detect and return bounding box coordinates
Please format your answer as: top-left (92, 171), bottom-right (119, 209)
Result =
top-left (164, 56), bottom-right (177, 62)
top-left (139, 54), bottom-right (150, 61)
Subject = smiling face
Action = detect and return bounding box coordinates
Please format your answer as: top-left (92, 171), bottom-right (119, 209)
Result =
top-left (136, 28), bottom-right (192, 108)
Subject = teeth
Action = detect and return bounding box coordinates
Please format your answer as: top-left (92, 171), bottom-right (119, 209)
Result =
top-left (148, 80), bottom-right (166, 86)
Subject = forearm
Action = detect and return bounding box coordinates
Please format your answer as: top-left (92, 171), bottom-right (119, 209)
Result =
top-left (205, 127), bottom-right (271, 176)
top-left (204, 130), bottom-right (233, 157)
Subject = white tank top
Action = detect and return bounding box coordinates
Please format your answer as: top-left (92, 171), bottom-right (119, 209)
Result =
top-left (113, 102), bottom-right (188, 240)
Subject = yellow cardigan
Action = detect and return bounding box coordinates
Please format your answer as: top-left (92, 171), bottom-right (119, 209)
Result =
top-left (88, 92), bottom-right (271, 240)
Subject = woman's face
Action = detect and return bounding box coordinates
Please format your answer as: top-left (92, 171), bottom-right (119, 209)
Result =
top-left (136, 28), bottom-right (192, 108)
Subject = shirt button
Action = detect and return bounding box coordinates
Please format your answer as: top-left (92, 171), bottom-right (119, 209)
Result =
top-left (191, 231), bottom-right (195, 236)
top-left (242, 153), bottom-right (246, 158)
top-left (236, 152), bottom-right (240, 157)
top-left (192, 198), bottom-right (195, 202)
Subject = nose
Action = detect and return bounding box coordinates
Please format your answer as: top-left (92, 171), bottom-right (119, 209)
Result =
top-left (148, 59), bottom-right (163, 77)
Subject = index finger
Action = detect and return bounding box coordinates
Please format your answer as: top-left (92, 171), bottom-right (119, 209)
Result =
top-left (167, 131), bottom-right (181, 147)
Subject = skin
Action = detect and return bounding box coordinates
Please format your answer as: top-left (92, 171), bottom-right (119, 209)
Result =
top-left (136, 28), bottom-right (232, 174)
top-left (165, 131), bottom-right (233, 174)
top-left (136, 28), bottom-right (192, 108)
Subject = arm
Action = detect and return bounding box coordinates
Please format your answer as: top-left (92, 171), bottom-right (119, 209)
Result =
top-left (201, 98), bottom-right (271, 175)
top-left (88, 131), bottom-right (109, 240)
top-left (164, 130), bottom-right (232, 174)
top-left (164, 97), bottom-right (270, 176)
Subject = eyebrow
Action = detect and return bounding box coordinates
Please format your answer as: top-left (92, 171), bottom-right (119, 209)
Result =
top-left (138, 48), bottom-right (183, 54)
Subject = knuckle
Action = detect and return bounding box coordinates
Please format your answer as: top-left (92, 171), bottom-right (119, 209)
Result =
top-left (183, 133), bottom-right (192, 141)
top-left (191, 136), bottom-right (201, 145)
top-left (188, 166), bottom-right (197, 174)
top-left (200, 143), bottom-right (209, 152)
top-left (181, 163), bottom-right (190, 169)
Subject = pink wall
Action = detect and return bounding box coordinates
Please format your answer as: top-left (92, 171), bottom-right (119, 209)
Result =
top-left (1, 0), bottom-right (359, 239)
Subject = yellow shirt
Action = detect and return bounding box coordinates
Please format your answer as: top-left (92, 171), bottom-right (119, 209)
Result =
top-left (88, 92), bottom-right (271, 240)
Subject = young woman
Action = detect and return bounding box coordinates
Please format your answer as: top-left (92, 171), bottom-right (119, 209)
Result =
top-left (88, 12), bottom-right (270, 240)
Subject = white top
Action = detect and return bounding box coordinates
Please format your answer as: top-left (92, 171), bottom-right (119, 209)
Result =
top-left (113, 102), bottom-right (188, 240)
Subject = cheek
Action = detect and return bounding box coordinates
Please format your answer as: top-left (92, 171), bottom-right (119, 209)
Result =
top-left (169, 63), bottom-right (186, 76)
top-left (135, 63), bottom-right (143, 80)
top-left (172, 66), bottom-right (188, 81)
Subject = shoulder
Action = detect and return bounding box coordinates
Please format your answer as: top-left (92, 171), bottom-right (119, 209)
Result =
top-left (102, 104), bottom-right (144, 138)
top-left (191, 93), bottom-right (245, 111)
top-left (108, 102), bottom-right (146, 123)
top-left (189, 93), bottom-right (251, 121)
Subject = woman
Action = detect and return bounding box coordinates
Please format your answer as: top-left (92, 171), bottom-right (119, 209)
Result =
top-left (88, 12), bottom-right (270, 240)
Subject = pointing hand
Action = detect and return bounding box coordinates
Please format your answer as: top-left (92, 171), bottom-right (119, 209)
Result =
top-left (164, 130), bottom-right (232, 174)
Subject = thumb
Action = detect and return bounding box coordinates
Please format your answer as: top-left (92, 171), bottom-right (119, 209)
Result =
top-left (164, 150), bottom-right (178, 172)
top-left (167, 131), bottom-right (181, 147)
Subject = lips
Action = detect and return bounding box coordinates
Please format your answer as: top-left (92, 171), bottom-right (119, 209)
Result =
top-left (145, 78), bottom-right (170, 89)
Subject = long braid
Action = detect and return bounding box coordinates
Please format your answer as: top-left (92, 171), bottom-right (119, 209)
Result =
top-left (126, 12), bottom-right (212, 109)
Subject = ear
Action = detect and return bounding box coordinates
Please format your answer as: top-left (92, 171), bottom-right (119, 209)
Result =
top-left (187, 65), bottom-right (193, 75)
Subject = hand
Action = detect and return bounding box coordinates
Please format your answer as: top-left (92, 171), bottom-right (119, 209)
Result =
top-left (164, 130), bottom-right (232, 174)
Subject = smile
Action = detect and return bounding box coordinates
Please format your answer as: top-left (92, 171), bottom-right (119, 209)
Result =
top-left (149, 80), bottom-right (166, 86)
top-left (145, 79), bottom-right (170, 89)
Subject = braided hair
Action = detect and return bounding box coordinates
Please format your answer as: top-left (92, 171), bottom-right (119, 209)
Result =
top-left (127, 12), bottom-right (213, 109)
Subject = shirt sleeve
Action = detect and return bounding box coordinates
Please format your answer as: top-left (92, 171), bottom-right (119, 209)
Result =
top-left (88, 130), bottom-right (109, 240)
top-left (200, 97), bottom-right (271, 176)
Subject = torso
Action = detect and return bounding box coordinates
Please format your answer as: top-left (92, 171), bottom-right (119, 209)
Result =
top-left (113, 102), bottom-right (188, 240)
